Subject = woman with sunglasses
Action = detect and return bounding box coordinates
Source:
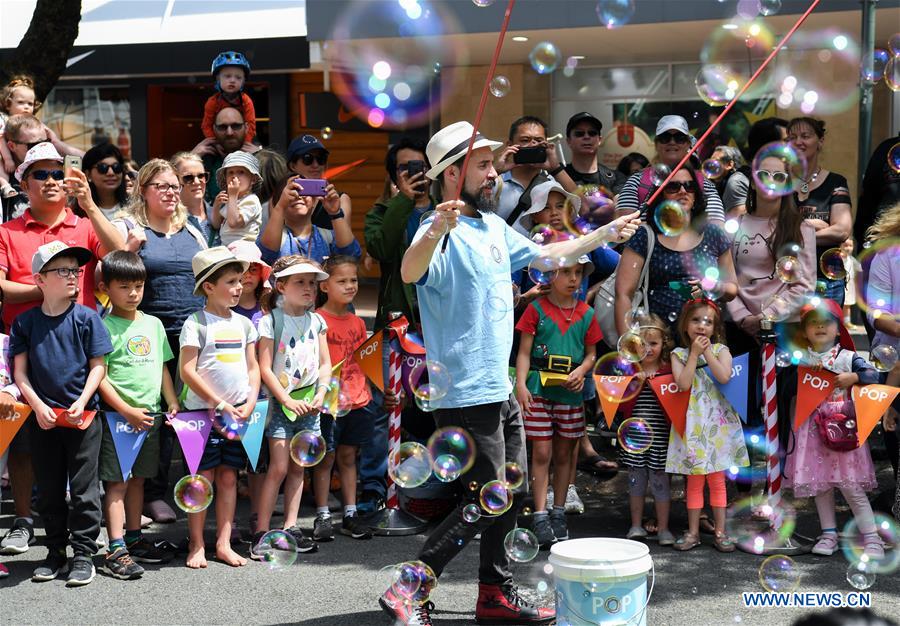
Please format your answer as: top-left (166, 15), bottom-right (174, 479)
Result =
top-left (615, 162), bottom-right (738, 336)
top-left (787, 117), bottom-right (853, 306)
top-left (123, 160), bottom-right (139, 197)
top-left (83, 143), bottom-right (128, 221)
top-left (286, 134), bottom-right (351, 231)
top-left (171, 152), bottom-right (216, 246)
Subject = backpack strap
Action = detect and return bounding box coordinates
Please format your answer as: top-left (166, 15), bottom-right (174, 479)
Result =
top-left (177, 311), bottom-right (207, 402)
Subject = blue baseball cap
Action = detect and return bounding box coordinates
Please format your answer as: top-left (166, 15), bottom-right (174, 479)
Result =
top-left (287, 135), bottom-right (329, 162)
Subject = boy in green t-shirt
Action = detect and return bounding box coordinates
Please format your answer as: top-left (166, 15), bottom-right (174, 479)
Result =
top-left (97, 252), bottom-right (179, 579)
top-left (514, 256), bottom-right (601, 548)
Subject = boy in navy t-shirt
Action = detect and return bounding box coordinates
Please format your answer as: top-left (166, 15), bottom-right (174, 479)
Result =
top-left (10, 242), bottom-right (113, 587)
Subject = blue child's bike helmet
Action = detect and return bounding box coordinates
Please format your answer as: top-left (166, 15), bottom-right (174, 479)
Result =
top-left (211, 51), bottom-right (251, 78)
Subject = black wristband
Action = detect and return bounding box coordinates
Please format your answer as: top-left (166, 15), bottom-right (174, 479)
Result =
top-left (329, 209), bottom-right (345, 220)
top-left (549, 165), bottom-right (565, 176)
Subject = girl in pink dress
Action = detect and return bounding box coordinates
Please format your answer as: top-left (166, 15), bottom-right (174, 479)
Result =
top-left (784, 299), bottom-right (882, 558)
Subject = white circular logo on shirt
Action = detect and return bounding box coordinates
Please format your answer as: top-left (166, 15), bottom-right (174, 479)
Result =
top-left (490, 244), bottom-right (502, 263)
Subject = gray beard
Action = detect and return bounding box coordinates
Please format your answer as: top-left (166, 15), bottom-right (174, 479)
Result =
top-left (461, 186), bottom-right (495, 213)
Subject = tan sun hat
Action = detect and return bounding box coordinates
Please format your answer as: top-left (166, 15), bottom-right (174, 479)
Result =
top-left (191, 246), bottom-right (249, 296)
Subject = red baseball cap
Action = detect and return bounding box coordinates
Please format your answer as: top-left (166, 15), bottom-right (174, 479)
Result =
top-left (799, 298), bottom-right (854, 350)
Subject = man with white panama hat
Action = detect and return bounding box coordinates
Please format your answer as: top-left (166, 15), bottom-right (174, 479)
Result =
top-left (378, 121), bottom-right (639, 626)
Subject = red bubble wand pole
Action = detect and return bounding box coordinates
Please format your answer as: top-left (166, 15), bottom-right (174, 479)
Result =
top-left (643, 0), bottom-right (822, 210)
top-left (440, 0), bottom-right (517, 253)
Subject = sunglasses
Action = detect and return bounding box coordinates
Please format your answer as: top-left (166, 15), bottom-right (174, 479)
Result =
top-left (40, 267), bottom-right (84, 279)
top-left (755, 169), bottom-right (790, 185)
top-left (94, 162), bottom-right (123, 175)
top-left (181, 172), bottom-right (210, 184)
top-left (28, 169), bottom-right (65, 182)
top-left (125, 171), bottom-right (138, 180)
top-left (572, 129), bottom-right (600, 138)
top-left (656, 132), bottom-right (690, 145)
top-left (214, 122), bottom-right (245, 132)
top-left (13, 139), bottom-right (47, 151)
top-left (663, 180), bottom-right (698, 194)
top-left (300, 153), bottom-right (328, 166)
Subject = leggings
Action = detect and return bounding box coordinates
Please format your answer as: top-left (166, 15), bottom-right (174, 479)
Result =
top-left (628, 467), bottom-right (671, 502)
top-left (686, 472), bottom-right (727, 509)
top-left (814, 486), bottom-right (876, 535)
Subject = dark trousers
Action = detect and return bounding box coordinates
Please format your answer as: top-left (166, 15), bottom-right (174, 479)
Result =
top-left (29, 416), bottom-right (102, 556)
top-left (358, 388), bottom-right (388, 497)
top-left (417, 395), bottom-right (527, 586)
top-left (145, 331), bottom-right (181, 502)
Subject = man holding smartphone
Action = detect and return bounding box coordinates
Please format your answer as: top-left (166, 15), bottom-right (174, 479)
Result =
top-left (494, 115), bottom-right (578, 234)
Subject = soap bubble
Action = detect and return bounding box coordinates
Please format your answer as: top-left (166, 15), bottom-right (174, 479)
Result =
top-left (863, 48), bottom-right (891, 83)
top-left (889, 33), bottom-right (900, 56)
top-left (699, 18), bottom-right (775, 102)
top-left (594, 352), bottom-right (644, 404)
top-left (617, 330), bottom-right (648, 362)
top-left (695, 64), bottom-right (742, 106)
top-left (255, 530), bottom-right (298, 570)
top-left (389, 442), bottom-right (433, 489)
top-left (819, 248), bottom-right (847, 280)
top-left (759, 555), bottom-right (801, 592)
top-left (757, 0), bottom-right (781, 16)
top-left (762, 293), bottom-right (792, 322)
top-left (568, 185), bottom-right (615, 235)
top-left (527, 258), bottom-right (558, 286)
top-left (174, 474), bottom-right (213, 513)
top-left (623, 307), bottom-right (646, 330)
top-left (290, 431), bottom-right (327, 467)
top-left (649, 163), bottom-right (670, 186)
top-left (841, 513), bottom-right (900, 574)
top-left (727, 497), bottom-right (797, 553)
top-left (320, 126), bottom-right (333, 140)
top-left (752, 143), bottom-right (807, 198)
top-left (702, 159), bottom-right (725, 179)
top-left (889, 142), bottom-right (900, 173)
top-left (595, 0), bottom-right (635, 29)
top-left (884, 55), bottom-right (900, 91)
top-left (520, 562), bottom-right (556, 606)
top-left (212, 408), bottom-right (245, 441)
top-left (501, 462), bottom-right (525, 490)
top-left (654, 200), bottom-right (689, 236)
top-left (530, 223), bottom-right (555, 245)
top-left (529, 42), bottom-right (560, 75)
top-left (871, 345), bottom-right (899, 372)
top-left (462, 503), bottom-right (482, 523)
top-left (428, 427), bottom-right (476, 475)
top-left (479, 480), bottom-right (513, 515)
top-left (490, 75), bottom-right (510, 98)
top-left (472, 0), bottom-right (495, 6)
top-left (408, 360), bottom-right (452, 403)
top-left (432, 454), bottom-right (463, 482)
top-left (846, 561), bottom-right (877, 590)
top-left (388, 560), bottom-right (437, 604)
top-left (504, 528), bottom-right (540, 563)
top-left (775, 351), bottom-right (792, 368)
top-left (775, 256), bottom-right (801, 284)
top-left (618, 417), bottom-right (653, 454)
top-left (322, 377), bottom-right (352, 417)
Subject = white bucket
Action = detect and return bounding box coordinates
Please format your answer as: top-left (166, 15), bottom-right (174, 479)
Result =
top-left (548, 538), bottom-right (654, 626)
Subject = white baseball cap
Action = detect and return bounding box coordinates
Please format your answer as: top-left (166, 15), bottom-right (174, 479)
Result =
top-left (15, 142), bottom-right (64, 182)
top-left (31, 240), bottom-right (93, 275)
top-left (655, 115), bottom-right (696, 146)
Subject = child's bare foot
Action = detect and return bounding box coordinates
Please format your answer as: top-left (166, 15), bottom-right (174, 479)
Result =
top-left (216, 544), bottom-right (247, 567)
top-left (186, 542), bottom-right (207, 569)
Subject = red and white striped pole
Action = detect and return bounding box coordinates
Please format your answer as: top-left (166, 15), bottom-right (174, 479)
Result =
top-left (761, 335), bottom-right (784, 531)
top-left (386, 327), bottom-right (403, 510)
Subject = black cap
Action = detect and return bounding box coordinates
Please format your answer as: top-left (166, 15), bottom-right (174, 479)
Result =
top-left (566, 112), bottom-right (603, 136)
top-left (287, 134), bottom-right (329, 162)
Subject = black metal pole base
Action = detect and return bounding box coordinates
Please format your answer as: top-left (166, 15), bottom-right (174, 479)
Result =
top-left (363, 506), bottom-right (429, 537)
top-left (735, 528), bottom-right (815, 556)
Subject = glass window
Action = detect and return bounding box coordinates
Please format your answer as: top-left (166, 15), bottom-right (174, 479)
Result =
top-left (553, 65), bottom-right (670, 100)
top-left (41, 86), bottom-right (132, 156)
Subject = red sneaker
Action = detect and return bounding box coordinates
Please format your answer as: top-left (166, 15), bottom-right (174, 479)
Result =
top-left (379, 587), bottom-right (435, 625)
top-left (475, 583), bottom-right (555, 624)
top-left (0, 563), bottom-right (8, 578)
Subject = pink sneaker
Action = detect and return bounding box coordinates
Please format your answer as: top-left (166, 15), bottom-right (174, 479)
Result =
top-left (0, 563), bottom-right (9, 578)
top-left (811, 533), bottom-right (838, 556)
top-left (863, 533), bottom-right (885, 560)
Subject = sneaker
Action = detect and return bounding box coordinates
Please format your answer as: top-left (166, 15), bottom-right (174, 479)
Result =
top-left (285, 526), bottom-right (319, 553)
top-left (313, 514), bottom-right (334, 542)
top-left (627, 526), bottom-right (648, 540)
top-left (357, 490), bottom-right (385, 515)
top-left (1, 518), bottom-right (35, 554)
top-left (532, 516), bottom-right (555, 549)
top-left (0, 563), bottom-right (8, 578)
top-left (128, 538), bottom-right (173, 564)
top-left (657, 529), bottom-right (676, 546)
top-left (380, 587), bottom-right (434, 625)
top-left (32, 549), bottom-right (70, 582)
top-left (340, 513), bottom-right (373, 540)
top-left (812, 532), bottom-right (839, 556)
top-left (475, 582), bottom-right (555, 623)
top-left (564, 485), bottom-right (584, 515)
top-left (102, 547), bottom-right (144, 580)
top-left (66, 555), bottom-right (96, 587)
top-left (549, 512), bottom-right (569, 541)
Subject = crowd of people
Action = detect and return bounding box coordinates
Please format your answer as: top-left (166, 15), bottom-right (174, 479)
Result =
top-left (0, 51), bottom-right (898, 626)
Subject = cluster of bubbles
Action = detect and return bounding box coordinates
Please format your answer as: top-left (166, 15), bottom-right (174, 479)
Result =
top-left (617, 417), bottom-right (653, 454)
top-left (327, 1), bottom-right (466, 129)
top-left (173, 474), bottom-right (213, 513)
top-left (254, 530), bottom-right (298, 570)
top-left (381, 560), bottom-right (438, 605)
top-left (758, 555), bottom-right (801, 592)
top-left (726, 497), bottom-right (798, 554)
top-left (290, 430), bottom-right (327, 467)
top-left (863, 33), bottom-right (900, 91)
top-left (751, 142), bottom-right (807, 198)
top-left (428, 426), bottom-right (476, 482)
top-left (773, 30), bottom-right (861, 114)
top-left (408, 360), bottom-right (452, 411)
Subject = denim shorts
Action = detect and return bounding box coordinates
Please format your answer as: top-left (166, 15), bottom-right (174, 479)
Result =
top-left (265, 403), bottom-right (321, 440)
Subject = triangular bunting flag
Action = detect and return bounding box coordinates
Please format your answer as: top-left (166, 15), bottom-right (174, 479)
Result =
top-left (352, 331), bottom-right (385, 392)
top-left (700, 353), bottom-right (750, 423)
top-left (281, 361), bottom-right (344, 421)
top-left (593, 374), bottom-right (637, 428)
top-left (241, 401), bottom-right (269, 471)
top-left (795, 367), bottom-right (837, 428)
top-left (851, 384), bottom-right (900, 446)
top-left (104, 412), bottom-right (150, 480)
top-left (0, 403), bottom-right (32, 456)
top-left (51, 408), bottom-right (96, 430)
top-left (170, 410), bottom-right (213, 474)
top-left (401, 351), bottom-right (426, 398)
top-left (387, 315), bottom-right (425, 355)
top-left (648, 374), bottom-right (690, 438)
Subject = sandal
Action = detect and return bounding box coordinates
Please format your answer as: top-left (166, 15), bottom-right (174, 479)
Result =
top-left (714, 532), bottom-right (735, 553)
top-left (698, 513), bottom-right (716, 535)
top-left (673, 532), bottom-right (701, 551)
top-left (642, 518), bottom-right (658, 534)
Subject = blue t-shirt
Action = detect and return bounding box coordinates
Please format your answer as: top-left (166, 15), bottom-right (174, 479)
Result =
top-left (257, 226), bottom-right (362, 265)
top-left (414, 212), bottom-right (540, 409)
top-left (9, 303), bottom-right (113, 410)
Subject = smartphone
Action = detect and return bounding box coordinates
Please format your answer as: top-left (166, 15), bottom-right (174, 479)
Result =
top-left (513, 145), bottom-right (547, 165)
top-left (297, 178), bottom-right (327, 197)
top-left (64, 155), bottom-right (82, 177)
top-left (406, 160), bottom-right (426, 179)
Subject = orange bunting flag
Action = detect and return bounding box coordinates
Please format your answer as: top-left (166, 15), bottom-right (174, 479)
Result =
top-left (795, 367), bottom-right (837, 429)
top-left (51, 408), bottom-right (97, 430)
top-left (0, 403), bottom-right (32, 456)
top-left (352, 331), bottom-right (385, 392)
top-left (851, 384), bottom-right (900, 446)
top-left (593, 374), bottom-right (637, 428)
top-left (648, 374), bottom-right (690, 439)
